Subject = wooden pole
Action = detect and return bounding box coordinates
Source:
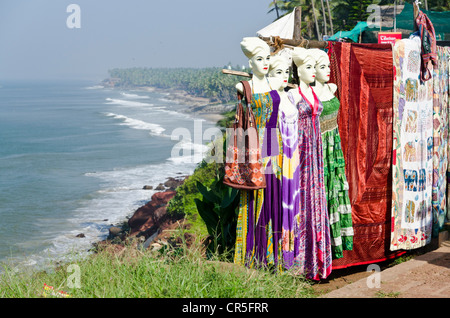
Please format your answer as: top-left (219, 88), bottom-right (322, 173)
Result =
top-left (413, 1), bottom-right (419, 32)
top-left (221, 69), bottom-right (296, 88)
top-left (221, 69), bottom-right (251, 78)
top-left (394, 0), bottom-right (397, 32)
top-left (259, 36), bottom-right (328, 49)
top-left (293, 6), bottom-right (302, 42)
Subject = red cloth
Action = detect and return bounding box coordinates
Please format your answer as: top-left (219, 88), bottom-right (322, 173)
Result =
top-left (329, 42), bottom-right (405, 269)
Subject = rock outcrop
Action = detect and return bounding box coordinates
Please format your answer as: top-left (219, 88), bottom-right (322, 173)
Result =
top-left (94, 176), bottom-right (190, 254)
top-left (128, 190), bottom-right (177, 236)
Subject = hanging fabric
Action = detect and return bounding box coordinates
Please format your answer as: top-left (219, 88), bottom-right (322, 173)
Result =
top-left (415, 10), bottom-right (438, 82)
top-left (447, 47), bottom-right (450, 224)
top-left (390, 36), bottom-right (433, 251)
top-left (432, 46), bottom-right (449, 237)
top-left (328, 42), bottom-right (405, 268)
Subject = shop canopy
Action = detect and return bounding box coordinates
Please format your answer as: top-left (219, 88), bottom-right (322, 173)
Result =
top-left (327, 21), bottom-right (369, 42)
top-left (328, 2), bottom-right (450, 42)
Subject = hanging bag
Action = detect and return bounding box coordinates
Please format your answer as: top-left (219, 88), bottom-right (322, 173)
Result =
top-left (416, 10), bottom-right (437, 82)
top-left (223, 81), bottom-right (266, 190)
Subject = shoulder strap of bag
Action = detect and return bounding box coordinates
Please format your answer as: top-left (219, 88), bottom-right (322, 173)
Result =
top-left (240, 81), bottom-right (252, 107)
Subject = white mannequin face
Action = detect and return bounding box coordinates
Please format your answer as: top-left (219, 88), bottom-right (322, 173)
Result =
top-left (269, 64), bottom-right (290, 89)
top-left (248, 48), bottom-right (271, 76)
top-left (297, 57), bottom-right (316, 84)
top-left (315, 59), bottom-right (331, 83)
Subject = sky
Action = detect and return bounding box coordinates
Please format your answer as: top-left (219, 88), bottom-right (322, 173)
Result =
top-left (0, 0), bottom-right (277, 82)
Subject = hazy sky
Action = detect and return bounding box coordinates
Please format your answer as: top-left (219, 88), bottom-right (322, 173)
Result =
top-left (0, 0), bottom-right (277, 82)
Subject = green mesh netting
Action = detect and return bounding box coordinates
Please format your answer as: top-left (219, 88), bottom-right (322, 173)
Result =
top-left (329, 2), bottom-right (450, 42)
top-left (396, 2), bottom-right (450, 40)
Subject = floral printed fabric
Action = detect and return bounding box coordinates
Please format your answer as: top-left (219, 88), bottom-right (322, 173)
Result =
top-left (391, 36), bottom-right (433, 251)
top-left (447, 47), bottom-right (450, 224)
top-left (432, 46), bottom-right (449, 237)
top-left (290, 88), bottom-right (332, 280)
top-left (320, 97), bottom-right (353, 259)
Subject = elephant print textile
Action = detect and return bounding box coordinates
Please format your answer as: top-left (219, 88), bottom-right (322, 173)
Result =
top-left (391, 37), bottom-right (433, 251)
top-left (403, 142), bottom-right (417, 162)
top-left (405, 78), bottom-right (418, 102)
top-left (405, 200), bottom-right (416, 223)
top-left (405, 110), bottom-right (418, 133)
top-left (404, 169), bottom-right (418, 192)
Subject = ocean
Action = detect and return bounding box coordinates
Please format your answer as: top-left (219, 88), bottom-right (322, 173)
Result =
top-left (0, 80), bottom-right (218, 269)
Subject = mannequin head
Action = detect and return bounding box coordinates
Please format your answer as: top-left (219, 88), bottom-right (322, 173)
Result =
top-left (240, 37), bottom-right (271, 76)
top-left (291, 47), bottom-right (316, 85)
top-left (268, 55), bottom-right (290, 89)
top-left (310, 48), bottom-right (330, 84)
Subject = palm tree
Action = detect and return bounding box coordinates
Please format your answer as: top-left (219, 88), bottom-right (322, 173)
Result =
top-left (331, 0), bottom-right (372, 31)
top-left (325, 0), bottom-right (334, 34)
top-left (273, 0), bottom-right (280, 18)
top-left (268, 0), bottom-right (324, 40)
top-left (427, 0), bottom-right (450, 11)
top-left (310, 0), bottom-right (321, 39)
top-left (319, 0), bottom-right (328, 36)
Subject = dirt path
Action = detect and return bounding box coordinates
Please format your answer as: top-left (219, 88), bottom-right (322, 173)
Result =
top-left (316, 239), bottom-right (450, 298)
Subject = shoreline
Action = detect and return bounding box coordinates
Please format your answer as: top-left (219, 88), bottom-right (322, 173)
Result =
top-left (110, 84), bottom-right (233, 124)
top-left (0, 83), bottom-right (229, 271)
top-left (91, 84), bottom-right (229, 255)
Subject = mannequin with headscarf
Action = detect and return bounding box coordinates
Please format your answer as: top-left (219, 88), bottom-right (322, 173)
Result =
top-left (236, 37), bottom-right (279, 95)
top-left (268, 53), bottom-right (297, 117)
top-left (233, 37), bottom-right (297, 273)
top-left (309, 48), bottom-right (354, 259)
top-left (308, 49), bottom-right (337, 102)
top-left (289, 47), bottom-right (317, 108)
top-left (286, 47), bottom-right (332, 280)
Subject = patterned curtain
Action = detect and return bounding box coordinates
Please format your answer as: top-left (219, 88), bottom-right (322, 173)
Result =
top-left (329, 42), bottom-right (405, 268)
top-left (432, 46), bottom-right (449, 238)
top-left (390, 37), bottom-right (433, 251)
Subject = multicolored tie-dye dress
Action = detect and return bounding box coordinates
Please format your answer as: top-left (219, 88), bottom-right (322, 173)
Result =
top-left (289, 86), bottom-right (332, 280)
top-left (278, 97), bottom-right (300, 270)
top-left (233, 88), bottom-right (301, 272)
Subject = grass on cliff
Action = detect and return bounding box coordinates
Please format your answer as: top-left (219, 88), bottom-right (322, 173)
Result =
top-left (0, 234), bottom-right (316, 298)
top-left (0, 112), bottom-right (319, 298)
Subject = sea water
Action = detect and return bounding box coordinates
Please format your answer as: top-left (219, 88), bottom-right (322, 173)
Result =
top-left (0, 80), bottom-right (218, 269)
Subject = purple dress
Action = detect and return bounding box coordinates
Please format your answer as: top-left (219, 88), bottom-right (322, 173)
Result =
top-left (278, 101), bottom-right (301, 270)
top-left (234, 89), bottom-right (302, 273)
top-left (289, 86), bottom-right (332, 280)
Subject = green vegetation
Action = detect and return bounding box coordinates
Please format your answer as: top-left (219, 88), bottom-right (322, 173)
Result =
top-left (0, 65), bottom-right (322, 299)
top-left (107, 67), bottom-right (249, 104)
top-left (268, 0), bottom-right (450, 39)
top-left (375, 290), bottom-right (401, 298)
top-left (0, 234), bottom-right (315, 298)
top-left (195, 173), bottom-right (240, 259)
top-left (166, 114), bottom-right (240, 257)
top-left (166, 159), bottom-right (220, 238)
top-left (0, 107), bottom-right (319, 299)
top-left (217, 110), bottom-right (237, 129)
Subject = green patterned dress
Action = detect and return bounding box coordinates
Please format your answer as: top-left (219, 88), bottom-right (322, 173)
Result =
top-left (320, 95), bottom-right (354, 259)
